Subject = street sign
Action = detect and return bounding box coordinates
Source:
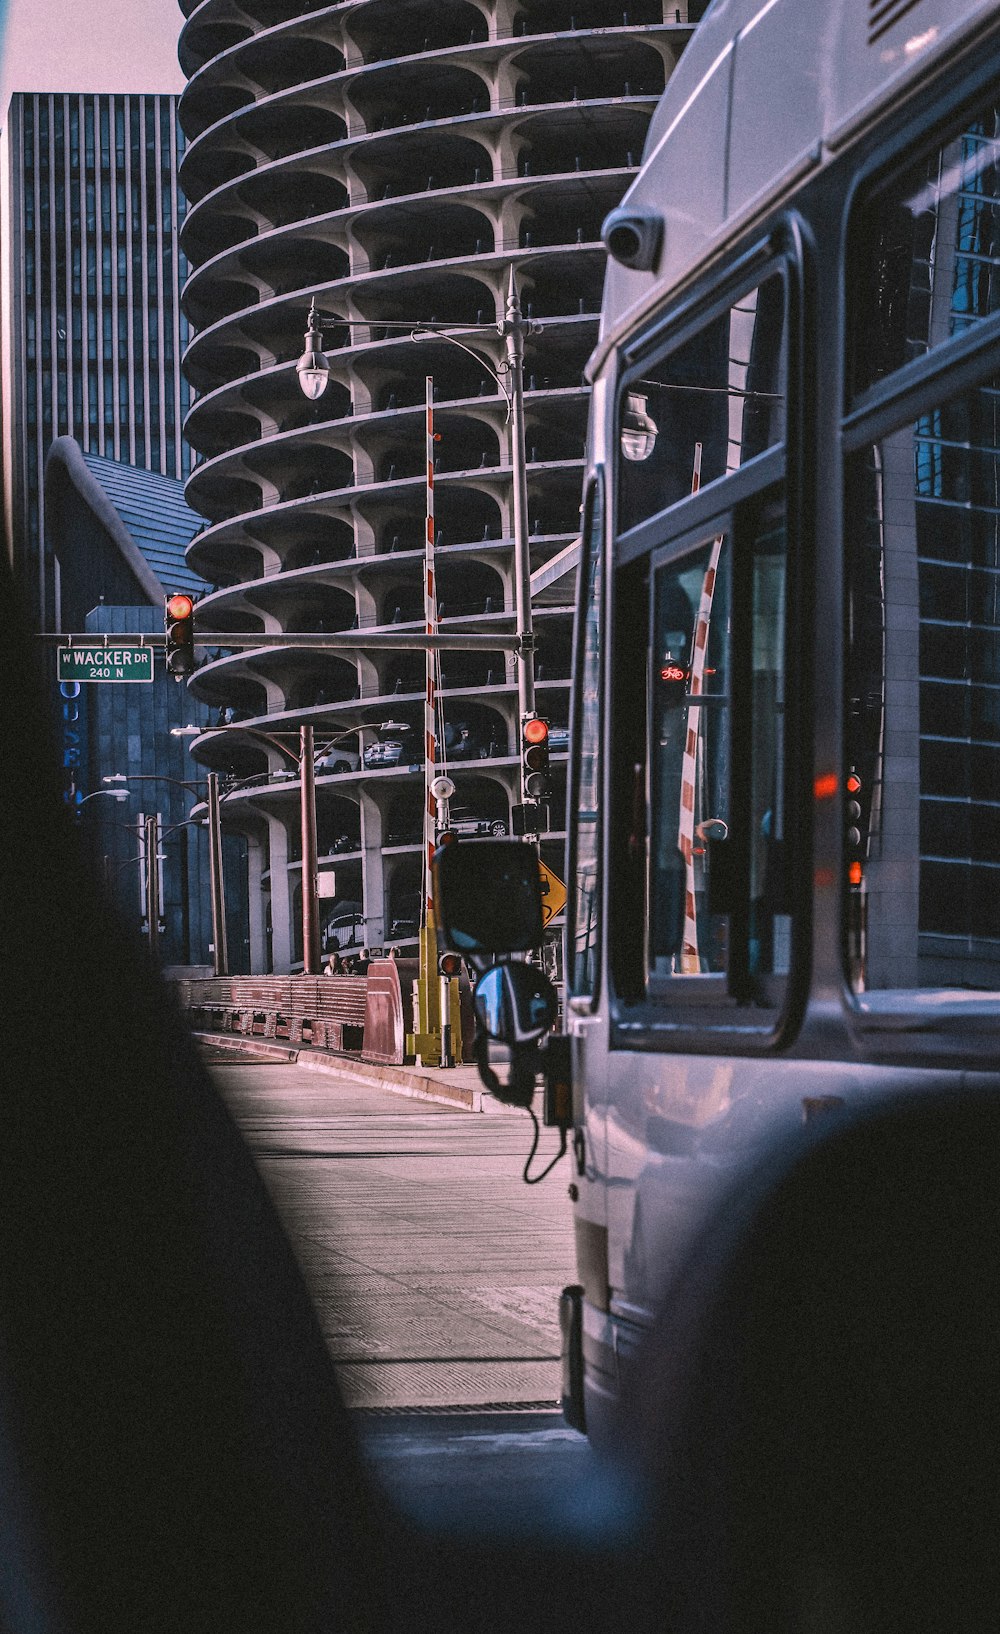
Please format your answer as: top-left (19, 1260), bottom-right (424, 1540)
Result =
top-left (537, 859), bottom-right (567, 927)
top-left (58, 646), bottom-right (154, 683)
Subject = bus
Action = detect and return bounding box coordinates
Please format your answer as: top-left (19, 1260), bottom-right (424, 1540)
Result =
top-left (432, 0), bottom-right (1000, 1449)
top-left (555, 0), bottom-right (1000, 1445)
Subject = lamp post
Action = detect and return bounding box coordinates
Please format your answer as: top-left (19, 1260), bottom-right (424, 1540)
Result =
top-left (105, 771), bottom-right (229, 974)
top-left (295, 267), bottom-right (539, 801)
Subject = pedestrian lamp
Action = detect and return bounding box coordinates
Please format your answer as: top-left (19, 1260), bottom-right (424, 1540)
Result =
top-left (164, 593), bottom-right (197, 680)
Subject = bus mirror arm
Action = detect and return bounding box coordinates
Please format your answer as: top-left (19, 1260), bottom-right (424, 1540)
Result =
top-left (473, 1023), bottom-right (538, 1110)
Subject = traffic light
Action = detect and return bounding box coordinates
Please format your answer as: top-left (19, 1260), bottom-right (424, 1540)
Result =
top-left (845, 767), bottom-right (864, 886)
top-left (164, 593), bottom-right (197, 680)
top-left (521, 715), bottom-right (551, 799)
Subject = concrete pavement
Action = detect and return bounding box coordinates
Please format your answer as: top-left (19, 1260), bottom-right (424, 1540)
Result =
top-left (209, 1057), bottom-right (576, 1412)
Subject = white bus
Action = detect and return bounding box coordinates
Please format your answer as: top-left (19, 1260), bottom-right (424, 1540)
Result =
top-left (433, 0), bottom-right (1000, 1449)
top-left (556, 0), bottom-right (1000, 1444)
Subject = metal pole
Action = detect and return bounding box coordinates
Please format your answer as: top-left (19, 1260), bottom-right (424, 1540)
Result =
top-left (300, 724), bottom-right (321, 974)
top-left (207, 772), bottom-right (229, 977)
top-left (504, 265), bottom-right (536, 751)
top-left (145, 813), bottom-right (160, 962)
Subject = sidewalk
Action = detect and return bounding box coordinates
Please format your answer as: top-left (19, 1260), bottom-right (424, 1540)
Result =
top-left (193, 1030), bottom-right (521, 1114)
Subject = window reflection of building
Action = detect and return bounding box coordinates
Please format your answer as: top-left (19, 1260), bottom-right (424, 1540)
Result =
top-left (848, 107), bottom-right (1000, 991)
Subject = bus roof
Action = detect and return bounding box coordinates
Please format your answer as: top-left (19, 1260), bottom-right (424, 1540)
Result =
top-left (594, 0), bottom-right (999, 372)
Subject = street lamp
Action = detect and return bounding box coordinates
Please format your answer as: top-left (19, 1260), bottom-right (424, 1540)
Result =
top-left (294, 266), bottom-right (538, 753)
top-left (103, 770), bottom-right (230, 976)
top-left (296, 301), bottom-right (331, 400)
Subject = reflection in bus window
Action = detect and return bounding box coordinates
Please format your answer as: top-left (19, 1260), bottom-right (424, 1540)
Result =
top-left (571, 480), bottom-right (603, 998)
top-left (647, 497), bottom-right (788, 1001)
top-left (852, 100), bottom-right (1000, 395)
top-left (650, 538), bottom-right (731, 976)
top-left (618, 276), bottom-right (786, 535)
top-left (846, 374), bottom-right (1000, 992)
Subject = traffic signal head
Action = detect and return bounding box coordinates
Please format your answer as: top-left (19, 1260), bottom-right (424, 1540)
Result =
top-left (521, 715), bottom-right (551, 799)
top-left (845, 767), bottom-right (865, 884)
top-left (659, 655), bottom-right (689, 708)
top-left (164, 593), bottom-right (196, 680)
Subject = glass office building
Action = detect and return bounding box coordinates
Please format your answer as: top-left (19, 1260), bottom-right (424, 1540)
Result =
top-left (1, 92), bottom-right (191, 630)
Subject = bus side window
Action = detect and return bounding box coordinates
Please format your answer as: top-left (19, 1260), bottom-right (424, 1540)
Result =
top-left (646, 493), bottom-right (789, 1008)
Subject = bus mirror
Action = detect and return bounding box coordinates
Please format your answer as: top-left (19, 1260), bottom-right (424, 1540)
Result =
top-left (433, 839), bottom-right (544, 954)
top-left (474, 963), bottom-right (558, 1045)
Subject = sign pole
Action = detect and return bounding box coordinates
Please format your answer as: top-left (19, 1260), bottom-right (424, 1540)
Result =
top-left (207, 772), bottom-right (229, 977)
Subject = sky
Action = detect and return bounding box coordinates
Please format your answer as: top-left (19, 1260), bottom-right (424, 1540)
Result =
top-left (0, 0), bottom-right (185, 116)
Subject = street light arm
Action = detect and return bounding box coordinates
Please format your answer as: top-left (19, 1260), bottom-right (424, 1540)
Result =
top-left (409, 329), bottom-right (513, 421)
top-left (78, 789), bottom-right (131, 805)
top-left (103, 772), bottom-right (206, 796)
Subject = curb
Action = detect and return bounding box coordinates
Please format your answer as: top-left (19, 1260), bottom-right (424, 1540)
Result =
top-left (193, 1034), bottom-right (298, 1064)
top-left (191, 1031), bottom-right (520, 1113)
top-left (296, 1050), bottom-right (485, 1111)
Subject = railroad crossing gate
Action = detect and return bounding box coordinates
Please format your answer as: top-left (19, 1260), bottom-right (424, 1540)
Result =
top-left (537, 859), bottom-right (567, 927)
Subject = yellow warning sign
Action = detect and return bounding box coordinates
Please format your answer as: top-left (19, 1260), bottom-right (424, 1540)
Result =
top-left (537, 859), bottom-right (567, 927)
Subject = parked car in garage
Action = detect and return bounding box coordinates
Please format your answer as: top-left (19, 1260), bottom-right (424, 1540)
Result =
top-left (315, 745), bottom-right (361, 774)
top-left (447, 807), bottom-right (508, 837)
top-left (362, 724), bottom-right (419, 769)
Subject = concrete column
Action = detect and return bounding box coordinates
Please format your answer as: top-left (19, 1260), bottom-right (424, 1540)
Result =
top-left (246, 831), bottom-right (268, 973)
top-left (359, 790), bottom-right (386, 948)
top-left (267, 813), bottom-right (294, 973)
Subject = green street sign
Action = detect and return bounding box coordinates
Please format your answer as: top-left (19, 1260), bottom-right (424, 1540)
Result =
top-left (58, 645), bottom-right (155, 683)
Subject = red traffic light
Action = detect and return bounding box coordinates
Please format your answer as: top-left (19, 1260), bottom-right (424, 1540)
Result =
top-left (164, 592), bottom-right (197, 680)
top-left (523, 717), bottom-right (548, 746)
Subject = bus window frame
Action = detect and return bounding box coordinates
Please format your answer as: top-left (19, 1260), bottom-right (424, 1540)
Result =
top-left (566, 468), bottom-right (606, 1011)
top-left (615, 253), bottom-right (791, 550)
top-left (606, 233), bottom-right (809, 1055)
top-left (839, 81), bottom-right (1000, 1036)
top-left (844, 75), bottom-right (1000, 415)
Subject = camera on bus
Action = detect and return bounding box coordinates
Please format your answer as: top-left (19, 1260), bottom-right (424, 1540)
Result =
top-left (601, 206), bottom-right (663, 271)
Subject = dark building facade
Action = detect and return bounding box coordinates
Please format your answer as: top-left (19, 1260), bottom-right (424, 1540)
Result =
top-left (1, 92), bottom-right (191, 630)
top-left (176, 1), bottom-right (703, 969)
top-left (43, 438), bottom-right (250, 971)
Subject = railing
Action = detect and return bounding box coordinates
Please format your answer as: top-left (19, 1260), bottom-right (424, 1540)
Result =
top-left (178, 961), bottom-right (473, 1065)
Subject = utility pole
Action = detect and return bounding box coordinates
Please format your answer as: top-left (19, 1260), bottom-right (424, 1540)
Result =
top-left (206, 772), bottom-right (229, 977)
top-left (300, 723), bottom-right (321, 973)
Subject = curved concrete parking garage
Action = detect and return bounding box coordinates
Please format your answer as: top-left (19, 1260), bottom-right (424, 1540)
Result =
top-left (177, 0), bottom-right (702, 969)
